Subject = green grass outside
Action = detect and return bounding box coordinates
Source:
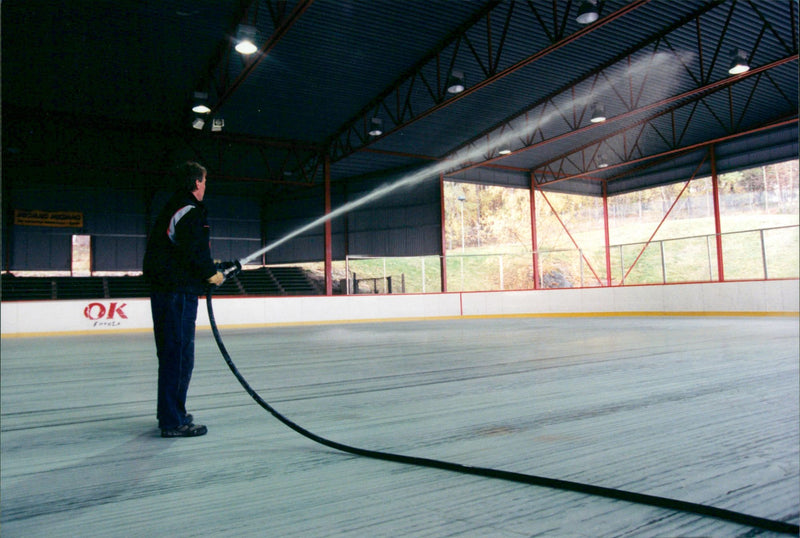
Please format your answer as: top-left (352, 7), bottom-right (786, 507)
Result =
top-left (299, 214), bottom-right (798, 292)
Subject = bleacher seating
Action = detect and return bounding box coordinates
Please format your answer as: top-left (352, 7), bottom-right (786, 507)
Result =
top-left (107, 275), bottom-right (149, 298)
top-left (1, 274), bottom-right (54, 301)
top-left (236, 268), bottom-right (282, 295)
top-left (53, 277), bottom-right (106, 300)
top-left (269, 266), bottom-right (320, 295)
top-left (1, 267), bottom-right (322, 301)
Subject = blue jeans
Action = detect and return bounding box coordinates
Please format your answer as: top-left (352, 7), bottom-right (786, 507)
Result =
top-left (151, 291), bottom-right (198, 430)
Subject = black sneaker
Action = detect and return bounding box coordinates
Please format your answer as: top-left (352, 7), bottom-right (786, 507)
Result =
top-left (157, 414), bottom-right (194, 427)
top-left (161, 423), bottom-right (207, 438)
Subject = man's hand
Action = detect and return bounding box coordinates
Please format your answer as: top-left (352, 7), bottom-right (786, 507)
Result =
top-left (216, 260), bottom-right (242, 277)
top-left (207, 271), bottom-right (224, 286)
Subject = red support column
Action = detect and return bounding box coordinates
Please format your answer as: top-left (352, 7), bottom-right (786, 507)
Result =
top-left (324, 154), bottom-right (333, 295)
top-left (619, 159), bottom-right (703, 284)
top-left (530, 173), bottom-right (540, 289)
top-left (710, 145), bottom-right (725, 281)
top-left (538, 187), bottom-right (605, 286)
top-left (602, 181), bottom-right (612, 287)
top-left (439, 173), bottom-right (448, 292)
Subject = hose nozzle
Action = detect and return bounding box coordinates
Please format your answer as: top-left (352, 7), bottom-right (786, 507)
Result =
top-left (217, 260), bottom-right (242, 278)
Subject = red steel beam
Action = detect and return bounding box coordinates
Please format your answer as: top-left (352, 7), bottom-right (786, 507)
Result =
top-left (439, 173), bottom-right (448, 292)
top-left (619, 152), bottom-right (708, 285)
top-left (415, 0), bottom-right (651, 123)
top-left (338, 0), bottom-right (652, 160)
top-left (210, 0), bottom-right (314, 116)
top-left (464, 55), bottom-right (797, 177)
top-left (324, 154), bottom-right (333, 295)
top-left (328, 1), bottom-right (502, 159)
top-left (447, 0), bottom-right (731, 172)
top-left (535, 185), bottom-right (605, 286)
top-left (207, 131), bottom-right (322, 152)
top-left (529, 172), bottom-right (540, 289)
top-left (602, 181), bottom-right (612, 287)
top-left (361, 147), bottom-right (440, 161)
top-left (710, 144), bottom-right (725, 281)
top-left (536, 117), bottom-right (798, 187)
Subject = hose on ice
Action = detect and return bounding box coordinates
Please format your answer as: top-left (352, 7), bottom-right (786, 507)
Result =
top-left (206, 289), bottom-right (797, 535)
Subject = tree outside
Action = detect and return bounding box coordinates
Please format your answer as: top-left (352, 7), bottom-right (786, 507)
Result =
top-left (302, 160), bottom-right (797, 293)
top-left (443, 159), bottom-right (798, 290)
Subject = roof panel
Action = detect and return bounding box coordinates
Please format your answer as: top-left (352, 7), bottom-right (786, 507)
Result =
top-left (217, 0), bottom-right (488, 142)
top-left (1, 0), bottom-right (797, 201)
top-left (2, 0), bottom-right (236, 125)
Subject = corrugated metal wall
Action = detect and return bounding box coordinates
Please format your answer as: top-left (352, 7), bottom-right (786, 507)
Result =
top-left (8, 186), bottom-right (150, 272)
top-left (7, 184), bottom-right (275, 272)
top-left (343, 171), bottom-right (442, 258)
top-left (262, 167), bottom-right (443, 264)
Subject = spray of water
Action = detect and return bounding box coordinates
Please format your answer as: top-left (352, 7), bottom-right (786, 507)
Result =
top-left (239, 51), bottom-right (689, 266)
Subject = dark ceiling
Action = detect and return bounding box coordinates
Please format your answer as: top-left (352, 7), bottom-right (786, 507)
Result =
top-left (2, 0), bottom-right (798, 199)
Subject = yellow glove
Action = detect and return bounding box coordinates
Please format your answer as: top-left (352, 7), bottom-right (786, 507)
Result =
top-left (207, 271), bottom-right (224, 286)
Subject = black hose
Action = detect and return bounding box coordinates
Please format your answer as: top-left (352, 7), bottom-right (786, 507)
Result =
top-left (206, 291), bottom-right (798, 535)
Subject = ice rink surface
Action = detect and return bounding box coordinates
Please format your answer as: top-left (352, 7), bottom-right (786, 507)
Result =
top-left (2, 315), bottom-right (798, 537)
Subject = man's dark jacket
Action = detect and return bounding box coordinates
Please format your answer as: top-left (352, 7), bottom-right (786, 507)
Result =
top-left (143, 191), bottom-right (217, 295)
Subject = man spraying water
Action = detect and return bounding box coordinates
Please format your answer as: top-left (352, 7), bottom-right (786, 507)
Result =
top-left (143, 161), bottom-right (239, 438)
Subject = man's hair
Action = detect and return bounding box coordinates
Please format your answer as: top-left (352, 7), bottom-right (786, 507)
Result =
top-left (174, 161), bottom-right (207, 193)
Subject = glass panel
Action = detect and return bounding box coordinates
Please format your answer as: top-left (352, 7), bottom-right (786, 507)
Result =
top-left (71, 235), bottom-right (92, 276)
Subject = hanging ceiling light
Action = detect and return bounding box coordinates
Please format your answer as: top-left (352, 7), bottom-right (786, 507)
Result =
top-left (235, 24), bottom-right (258, 55)
top-left (590, 102), bottom-right (606, 123)
top-left (191, 91), bottom-right (211, 114)
top-left (446, 70), bottom-right (465, 94)
top-left (368, 117), bottom-right (383, 136)
top-left (576, 0), bottom-right (599, 24)
top-left (498, 149), bottom-right (512, 155)
top-left (728, 48), bottom-right (750, 75)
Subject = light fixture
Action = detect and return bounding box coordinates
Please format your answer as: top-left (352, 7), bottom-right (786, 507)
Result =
top-left (191, 91), bottom-right (211, 114)
top-left (576, 0), bottom-right (599, 24)
top-left (235, 24), bottom-right (258, 55)
top-left (728, 48), bottom-right (750, 75)
top-left (368, 117), bottom-right (383, 136)
top-left (590, 102), bottom-right (606, 123)
top-left (446, 70), bottom-right (465, 94)
top-left (212, 118), bottom-right (224, 132)
top-left (498, 149), bottom-right (512, 155)
top-left (597, 155), bottom-right (609, 168)
top-left (192, 117), bottom-right (205, 130)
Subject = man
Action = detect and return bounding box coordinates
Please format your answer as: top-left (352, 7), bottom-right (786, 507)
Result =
top-left (143, 161), bottom-right (223, 438)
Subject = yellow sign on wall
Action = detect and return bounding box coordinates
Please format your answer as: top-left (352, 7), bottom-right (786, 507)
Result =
top-left (14, 209), bottom-right (83, 228)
